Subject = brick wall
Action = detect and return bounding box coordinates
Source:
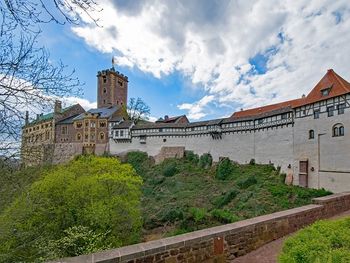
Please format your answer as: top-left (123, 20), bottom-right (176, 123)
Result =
top-left (52, 192), bottom-right (350, 263)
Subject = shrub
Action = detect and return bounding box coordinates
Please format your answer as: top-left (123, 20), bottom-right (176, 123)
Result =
top-left (279, 217), bottom-right (350, 263)
top-left (211, 209), bottom-right (240, 224)
top-left (125, 151), bottom-right (150, 176)
top-left (161, 208), bottom-right (184, 223)
top-left (237, 175), bottom-right (257, 189)
top-left (249, 158), bottom-right (256, 165)
top-left (215, 158), bottom-right (234, 180)
top-left (184, 151), bottom-right (199, 164)
top-left (189, 207), bottom-right (207, 223)
top-left (214, 189), bottom-right (239, 208)
top-left (198, 153), bottom-right (213, 169)
top-left (162, 162), bottom-right (178, 177)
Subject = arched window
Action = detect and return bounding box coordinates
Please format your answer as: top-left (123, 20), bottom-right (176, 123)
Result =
top-left (76, 133), bottom-right (82, 141)
top-left (309, 130), bottom-right (314, 139)
top-left (333, 124), bottom-right (344, 137)
top-left (99, 132), bottom-right (105, 140)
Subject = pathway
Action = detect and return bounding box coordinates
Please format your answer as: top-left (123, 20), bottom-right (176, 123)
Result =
top-left (231, 209), bottom-right (350, 263)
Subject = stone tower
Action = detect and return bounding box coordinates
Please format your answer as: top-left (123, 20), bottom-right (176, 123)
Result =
top-left (97, 68), bottom-right (128, 108)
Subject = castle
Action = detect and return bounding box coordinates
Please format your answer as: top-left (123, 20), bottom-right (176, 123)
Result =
top-left (22, 68), bottom-right (350, 193)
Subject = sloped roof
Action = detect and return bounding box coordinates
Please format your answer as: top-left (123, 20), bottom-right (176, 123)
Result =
top-left (156, 115), bottom-right (189, 124)
top-left (28, 105), bottom-right (76, 125)
top-left (56, 114), bottom-right (81, 125)
top-left (112, 120), bottom-right (134, 129)
top-left (73, 106), bottom-right (120, 120)
top-left (231, 69), bottom-right (350, 119)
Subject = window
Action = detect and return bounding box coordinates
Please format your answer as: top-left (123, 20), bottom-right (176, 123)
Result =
top-left (163, 138), bottom-right (167, 142)
top-left (314, 109), bottom-right (320, 119)
top-left (120, 130), bottom-right (124, 137)
top-left (76, 122), bottom-right (82, 128)
top-left (321, 88), bottom-right (331, 97)
top-left (61, 126), bottom-right (68, 135)
top-left (333, 124), bottom-right (344, 137)
top-left (338, 103), bottom-right (345, 115)
top-left (309, 130), bottom-right (315, 139)
top-left (99, 132), bottom-right (105, 140)
top-left (281, 113), bottom-right (288, 120)
top-left (85, 134), bottom-right (88, 140)
top-left (159, 128), bottom-right (163, 132)
top-left (76, 133), bottom-right (82, 141)
top-left (115, 130), bottom-right (119, 137)
top-left (327, 106), bottom-right (334, 117)
top-left (118, 81), bottom-right (123, 86)
top-left (103, 88), bottom-right (107, 94)
top-left (99, 121), bottom-right (106, 128)
top-left (90, 121), bottom-right (96, 128)
top-left (103, 76), bottom-right (107, 83)
top-left (91, 133), bottom-right (95, 140)
top-left (258, 119), bottom-right (263, 124)
top-left (85, 121), bottom-right (89, 127)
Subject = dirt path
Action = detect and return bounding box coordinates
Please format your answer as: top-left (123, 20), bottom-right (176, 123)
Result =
top-left (231, 210), bottom-right (350, 263)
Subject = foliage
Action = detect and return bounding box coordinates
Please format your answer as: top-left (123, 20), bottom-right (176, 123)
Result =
top-left (213, 189), bottom-right (239, 208)
top-left (215, 158), bottom-right (234, 180)
top-left (198, 153), bottom-right (213, 169)
top-left (125, 151), bottom-right (151, 176)
top-left (162, 162), bottom-right (178, 177)
top-left (0, 156), bottom-right (143, 262)
top-left (211, 209), bottom-right (240, 224)
top-left (279, 217), bottom-right (350, 263)
top-left (184, 151), bottom-right (199, 164)
top-left (161, 208), bottom-right (184, 223)
top-left (237, 175), bottom-right (258, 189)
top-left (249, 158), bottom-right (256, 165)
top-left (189, 207), bottom-right (208, 223)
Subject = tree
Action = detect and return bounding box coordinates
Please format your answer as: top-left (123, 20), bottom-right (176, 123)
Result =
top-left (127, 97), bottom-right (151, 123)
top-left (0, 0), bottom-right (100, 159)
top-left (0, 156), bottom-right (143, 262)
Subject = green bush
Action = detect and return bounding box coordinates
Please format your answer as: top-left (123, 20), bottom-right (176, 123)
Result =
top-left (162, 162), bottom-right (178, 177)
top-left (0, 156), bottom-right (143, 262)
top-left (198, 153), bottom-right (213, 169)
top-left (125, 151), bottom-right (150, 176)
top-left (161, 208), bottom-right (184, 223)
top-left (249, 158), bottom-right (256, 165)
top-left (189, 207), bottom-right (207, 223)
top-left (211, 209), bottom-right (240, 224)
top-left (215, 158), bottom-right (234, 180)
top-left (214, 189), bottom-right (239, 208)
top-left (279, 217), bottom-right (350, 263)
top-left (237, 175), bottom-right (257, 189)
top-left (184, 151), bottom-right (199, 164)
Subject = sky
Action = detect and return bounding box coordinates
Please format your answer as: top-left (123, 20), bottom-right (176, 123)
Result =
top-left (39, 0), bottom-right (350, 122)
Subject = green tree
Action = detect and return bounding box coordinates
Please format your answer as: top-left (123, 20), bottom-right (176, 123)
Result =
top-left (0, 156), bottom-right (143, 262)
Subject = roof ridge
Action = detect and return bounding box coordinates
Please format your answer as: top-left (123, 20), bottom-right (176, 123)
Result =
top-left (330, 69), bottom-right (350, 93)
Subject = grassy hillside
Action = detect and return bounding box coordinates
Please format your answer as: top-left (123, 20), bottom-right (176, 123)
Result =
top-left (125, 151), bottom-right (331, 240)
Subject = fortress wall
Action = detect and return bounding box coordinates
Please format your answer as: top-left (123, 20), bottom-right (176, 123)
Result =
top-left (110, 125), bottom-right (294, 173)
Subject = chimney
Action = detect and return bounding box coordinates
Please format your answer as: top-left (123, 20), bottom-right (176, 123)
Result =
top-left (36, 114), bottom-right (40, 120)
top-left (54, 100), bottom-right (62, 114)
top-left (302, 94), bottom-right (306, 98)
top-left (164, 115), bottom-right (169, 121)
top-left (25, 111), bottom-right (29, 125)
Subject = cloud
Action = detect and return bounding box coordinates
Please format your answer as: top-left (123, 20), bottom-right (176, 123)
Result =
top-left (72, 0), bottom-right (350, 119)
top-left (63, 96), bottom-right (97, 110)
top-left (178, 95), bottom-right (215, 120)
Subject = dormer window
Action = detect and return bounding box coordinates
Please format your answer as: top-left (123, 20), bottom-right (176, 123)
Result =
top-left (321, 85), bottom-right (332, 97)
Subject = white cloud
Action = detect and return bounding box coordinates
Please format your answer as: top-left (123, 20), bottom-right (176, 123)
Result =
top-left (63, 96), bottom-right (97, 110)
top-left (72, 0), bottom-right (350, 119)
top-left (178, 95), bottom-right (215, 120)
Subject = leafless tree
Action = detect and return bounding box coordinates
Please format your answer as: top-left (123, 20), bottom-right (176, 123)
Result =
top-left (127, 97), bottom-right (151, 124)
top-left (0, 0), bottom-right (100, 161)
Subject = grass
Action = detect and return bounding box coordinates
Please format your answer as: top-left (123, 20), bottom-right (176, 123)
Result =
top-left (124, 151), bottom-right (331, 239)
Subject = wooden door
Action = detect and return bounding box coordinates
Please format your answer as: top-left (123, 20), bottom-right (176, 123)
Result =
top-left (299, 160), bottom-right (308, 187)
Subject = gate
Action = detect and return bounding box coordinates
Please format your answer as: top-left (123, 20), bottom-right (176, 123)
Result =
top-left (299, 160), bottom-right (308, 187)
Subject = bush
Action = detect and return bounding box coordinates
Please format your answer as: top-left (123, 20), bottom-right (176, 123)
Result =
top-left (161, 208), bottom-right (184, 223)
top-left (211, 209), bottom-right (240, 224)
top-left (162, 162), bottom-right (178, 177)
top-left (279, 217), bottom-right (350, 263)
top-left (189, 207), bottom-right (207, 223)
top-left (184, 151), bottom-right (199, 164)
top-left (198, 153), bottom-right (213, 169)
top-left (249, 158), bottom-right (256, 165)
top-left (214, 189), bottom-right (239, 208)
top-left (215, 158), bottom-right (234, 180)
top-left (237, 175), bottom-right (257, 189)
top-left (0, 156), bottom-right (143, 262)
top-left (125, 151), bottom-right (150, 176)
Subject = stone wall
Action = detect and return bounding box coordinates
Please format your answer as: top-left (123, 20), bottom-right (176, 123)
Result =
top-left (53, 192), bottom-right (350, 263)
top-left (154, 147), bottom-right (185, 164)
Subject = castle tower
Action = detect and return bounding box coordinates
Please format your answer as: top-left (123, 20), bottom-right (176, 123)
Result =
top-left (97, 68), bottom-right (128, 108)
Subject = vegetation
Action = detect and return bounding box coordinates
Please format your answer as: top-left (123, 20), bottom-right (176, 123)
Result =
top-left (279, 217), bottom-right (350, 263)
top-left (125, 151), bottom-right (331, 239)
top-left (0, 156), bottom-right (142, 262)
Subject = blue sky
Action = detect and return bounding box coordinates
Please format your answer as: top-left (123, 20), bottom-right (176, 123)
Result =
top-left (38, 0), bottom-right (350, 121)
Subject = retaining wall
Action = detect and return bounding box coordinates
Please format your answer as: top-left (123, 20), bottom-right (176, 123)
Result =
top-left (53, 192), bottom-right (350, 263)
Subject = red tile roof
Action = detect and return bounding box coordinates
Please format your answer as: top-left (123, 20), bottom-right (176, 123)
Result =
top-left (231, 69), bottom-right (350, 119)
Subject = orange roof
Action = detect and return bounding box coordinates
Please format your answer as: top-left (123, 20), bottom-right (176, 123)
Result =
top-left (231, 69), bottom-right (350, 119)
